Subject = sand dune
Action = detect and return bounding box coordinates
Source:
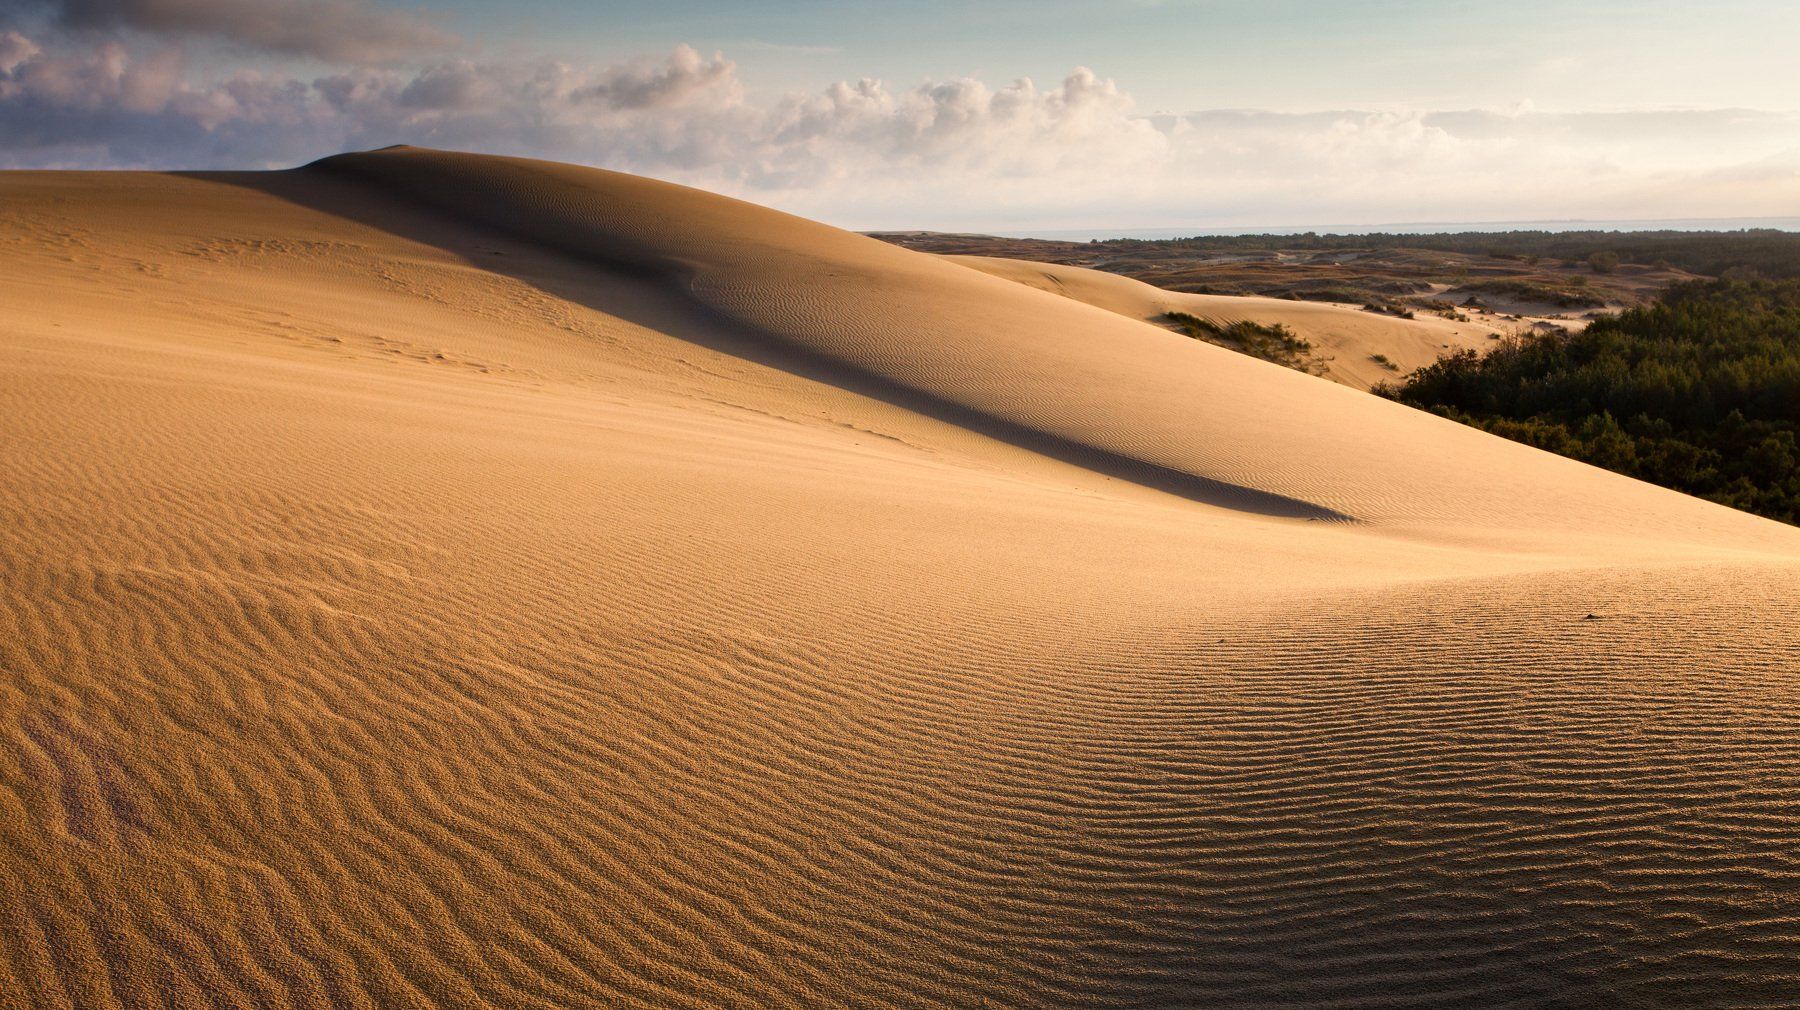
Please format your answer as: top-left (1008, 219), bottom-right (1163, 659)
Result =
top-left (944, 253), bottom-right (1527, 390)
top-left (3, 147), bottom-right (1798, 1009)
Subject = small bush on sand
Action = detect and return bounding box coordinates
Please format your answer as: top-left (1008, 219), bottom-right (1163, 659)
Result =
top-left (1162, 311), bottom-right (1326, 374)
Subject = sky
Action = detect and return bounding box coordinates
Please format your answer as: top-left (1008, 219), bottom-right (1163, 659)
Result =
top-left (1, 0), bottom-right (1797, 231)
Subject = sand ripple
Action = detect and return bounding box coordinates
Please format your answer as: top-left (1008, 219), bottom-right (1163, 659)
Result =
top-left (1, 152), bottom-right (1797, 1008)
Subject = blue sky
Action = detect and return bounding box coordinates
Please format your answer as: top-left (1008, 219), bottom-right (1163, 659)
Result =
top-left (2, 0), bottom-right (1797, 230)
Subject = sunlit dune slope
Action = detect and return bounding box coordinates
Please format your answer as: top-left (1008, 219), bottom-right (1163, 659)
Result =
top-left (304, 148), bottom-right (1788, 550)
top-left (944, 253), bottom-right (1511, 391)
top-left (3, 147), bottom-right (1798, 1010)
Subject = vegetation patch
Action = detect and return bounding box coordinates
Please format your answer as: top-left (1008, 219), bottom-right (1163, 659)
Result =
top-left (1107, 229), bottom-right (1800, 279)
top-left (874, 228), bottom-right (1800, 325)
top-left (1361, 301), bottom-right (1417, 319)
top-left (1163, 311), bottom-right (1326, 374)
top-left (1449, 278), bottom-right (1608, 309)
top-left (1378, 278), bottom-right (1800, 523)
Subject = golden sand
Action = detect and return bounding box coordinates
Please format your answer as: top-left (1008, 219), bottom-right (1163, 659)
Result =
top-left (2, 148), bottom-right (1797, 1008)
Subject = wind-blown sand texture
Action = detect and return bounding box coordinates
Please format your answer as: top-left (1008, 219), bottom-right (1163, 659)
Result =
top-left (944, 254), bottom-right (1517, 390)
top-left (3, 147), bottom-right (1798, 1009)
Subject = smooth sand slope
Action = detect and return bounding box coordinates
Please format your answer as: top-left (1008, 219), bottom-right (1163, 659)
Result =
top-left (944, 254), bottom-right (1524, 390)
top-left (2, 147), bottom-right (1798, 1009)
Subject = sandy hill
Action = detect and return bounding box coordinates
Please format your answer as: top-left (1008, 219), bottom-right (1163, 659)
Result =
top-left (2, 146), bottom-right (1798, 1009)
top-left (943, 254), bottom-right (1524, 390)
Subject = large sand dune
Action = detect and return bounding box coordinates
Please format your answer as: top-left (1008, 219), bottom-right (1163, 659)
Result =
top-left (3, 147), bottom-right (1798, 1008)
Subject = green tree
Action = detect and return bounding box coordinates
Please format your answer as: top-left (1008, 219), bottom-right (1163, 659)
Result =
top-left (1587, 250), bottom-right (1621, 274)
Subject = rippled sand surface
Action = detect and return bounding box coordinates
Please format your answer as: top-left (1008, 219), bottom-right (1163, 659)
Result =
top-left (3, 148), bottom-right (1797, 1008)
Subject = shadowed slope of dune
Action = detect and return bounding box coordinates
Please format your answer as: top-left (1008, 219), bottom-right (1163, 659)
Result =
top-left (245, 153), bottom-right (1344, 522)
top-left (2, 150), bottom-right (1799, 1010)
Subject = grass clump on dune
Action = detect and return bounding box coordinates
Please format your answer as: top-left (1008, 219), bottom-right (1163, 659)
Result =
top-left (1163, 311), bottom-right (1327, 375)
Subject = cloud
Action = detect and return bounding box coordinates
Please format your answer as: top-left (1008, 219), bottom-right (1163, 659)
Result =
top-left (0, 30), bottom-right (1796, 229)
top-left (0, 31), bottom-right (42, 73)
top-left (573, 44), bottom-right (739, 110)
top-left (756, 67), bottom-right (1167, 191)
top-left (44, 0), bottom-right (456, 62)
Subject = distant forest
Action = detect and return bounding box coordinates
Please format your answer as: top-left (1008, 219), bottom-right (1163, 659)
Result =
top-left (1380, 278), bottom-right (1800, 524)
top-left (1108, 229), bottom-right (1800, 280)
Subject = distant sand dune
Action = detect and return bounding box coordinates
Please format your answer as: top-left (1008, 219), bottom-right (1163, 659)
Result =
top-left (2, 147), bottom-right (1798, 1009)
top-left (942, 253), bottom-right (1513, 390)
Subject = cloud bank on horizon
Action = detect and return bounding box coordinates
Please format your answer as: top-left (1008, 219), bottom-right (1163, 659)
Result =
top-left (1, 0), bottom-right (1796, 231)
